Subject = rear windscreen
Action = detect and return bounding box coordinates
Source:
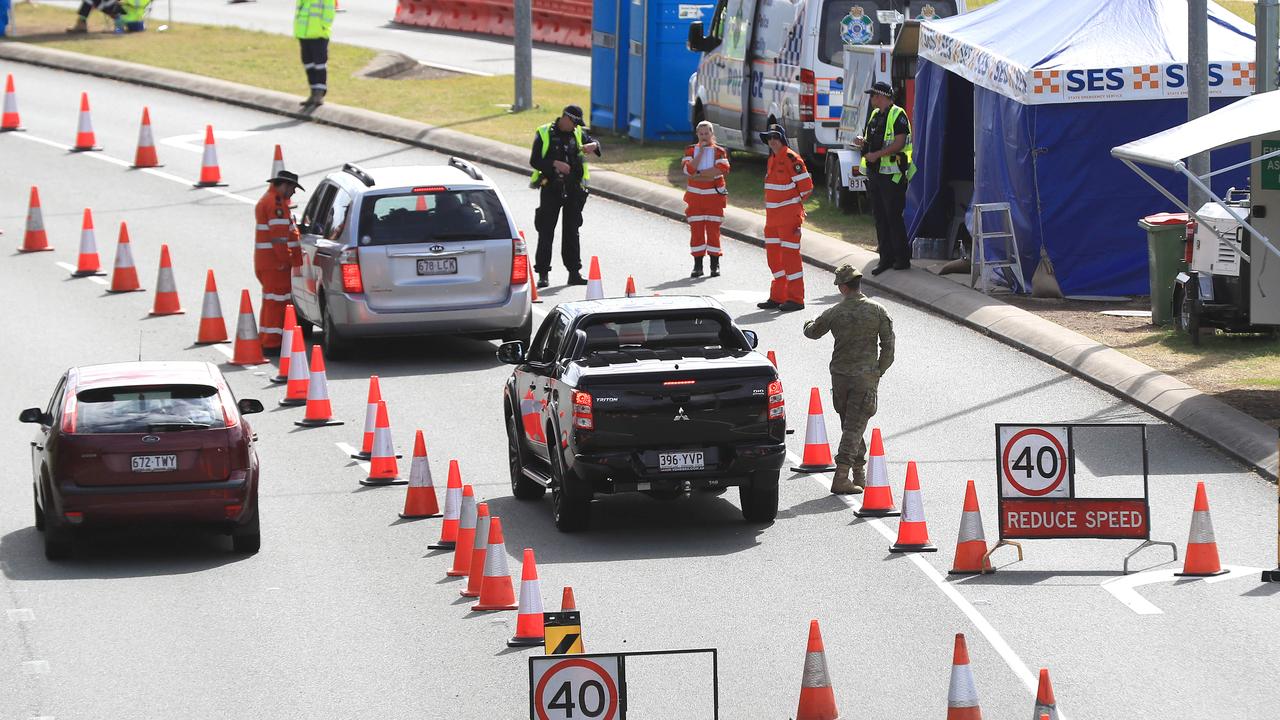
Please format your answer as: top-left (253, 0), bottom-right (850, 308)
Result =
top-left (75, 385), bottom-right (226, 433)
top-left (357, 189), bottom-right (511, 246)
top-left (579, 314), bottom-right (746, 355)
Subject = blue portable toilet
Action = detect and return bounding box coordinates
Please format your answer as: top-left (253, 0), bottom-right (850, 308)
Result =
top-left (626, 0), bottom-right (711, 141)
top-left (590, 0), bottom-right (631, 132)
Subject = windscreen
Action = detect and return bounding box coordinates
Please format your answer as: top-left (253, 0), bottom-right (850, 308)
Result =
top-left (578, 313), bottom-right (746, 355)
top-left (357, 189), bottom-right (511, 246)
top-left (75, 385), bottom-right (226, 433)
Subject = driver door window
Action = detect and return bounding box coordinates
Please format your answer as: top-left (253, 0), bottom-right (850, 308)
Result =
top-left (301, 182), bottom-right (337, 237)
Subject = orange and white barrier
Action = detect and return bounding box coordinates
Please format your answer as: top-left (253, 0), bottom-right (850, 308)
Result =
top-left (890, 461), bottom-right (937, 552)
top-left (508, 548), bottom-right (546, 647)
top-left (791, 388), bottom-right (836, 473)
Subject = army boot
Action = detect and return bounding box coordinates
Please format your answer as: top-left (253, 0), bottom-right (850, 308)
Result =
top-left (850, 466), bottom-right (866, 494)
top-left (830, 464), bottom-right (858, 495)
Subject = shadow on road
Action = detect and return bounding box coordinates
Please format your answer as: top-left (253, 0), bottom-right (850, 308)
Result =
top-left (0, 525), bottom-right (246, 581)
top-left (320, 334), bottom-right (503, 380)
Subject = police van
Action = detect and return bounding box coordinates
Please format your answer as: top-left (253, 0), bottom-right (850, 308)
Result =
top-left (686, 0), bottom-right (964, 169)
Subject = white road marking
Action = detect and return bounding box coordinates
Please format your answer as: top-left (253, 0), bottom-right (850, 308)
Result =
top-left (6, 132), bottom-right (254, 205)
top-left (21, 660), bottom-right (50, 674)
top-left (6, 609), bottom-right (34, 622)
top-left (159, 129), bottom-right (261, 153)
top-left (1101, 565), bottom-right (1263, 615)
top-left (54, 261), bottom-right (109, 286)
top-left (212, 343), bottom-right (235, 359)
top-left (788, 448), bottom-right (1059, 716)
top-left (336, 442), bottom-right (370, 473)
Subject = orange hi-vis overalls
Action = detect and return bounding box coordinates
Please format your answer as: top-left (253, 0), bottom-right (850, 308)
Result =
top-left (682, 143), bottom-right (731, 257)
top-left (254, 186), bottom-right (300, 350)
top-left (764, 147), bottom-right (813, 304)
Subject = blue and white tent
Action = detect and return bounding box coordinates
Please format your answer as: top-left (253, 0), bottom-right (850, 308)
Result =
top-left (905, 0), bottom-right (1260, 296)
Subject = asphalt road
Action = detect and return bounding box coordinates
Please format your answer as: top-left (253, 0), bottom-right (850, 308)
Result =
top-left (40, 0), bottom-right (593, 84)
top-left (1, 63), bottom-right (1277, 720)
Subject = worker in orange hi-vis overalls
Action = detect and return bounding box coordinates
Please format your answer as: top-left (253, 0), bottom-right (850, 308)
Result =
top-left (757, 123), bottom-right (813, 312)
top-left (682, 120), bottom-right (731, 278)
top-left (254, 170), bottom-right (304, 351)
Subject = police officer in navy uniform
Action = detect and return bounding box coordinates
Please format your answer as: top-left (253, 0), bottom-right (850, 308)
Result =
top-left (855, 81), bottom-right (916, 275)
top-left (529, 105), bottom-right (602, 288)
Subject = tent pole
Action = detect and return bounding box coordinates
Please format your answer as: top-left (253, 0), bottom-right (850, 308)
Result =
top-left (1188, 0), bottom-right (1210, 211)
top-left (1259, 0), bottom-right (1280, 94)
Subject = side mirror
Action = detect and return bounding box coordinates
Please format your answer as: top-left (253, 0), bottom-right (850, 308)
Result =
top-left (237, 398), bottom-right (265, 415)
top-left (686, 21), bottom-right (705, 52)
top-left (742, 329), bottom-right (759, 349)
top-left (497, 341), bottom-right (526, 365)
top-left (18, 407), bottom-right (47, 424)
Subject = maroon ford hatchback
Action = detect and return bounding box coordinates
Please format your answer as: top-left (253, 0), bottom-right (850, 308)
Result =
top-left (20, 361), bottom-right (264, 560)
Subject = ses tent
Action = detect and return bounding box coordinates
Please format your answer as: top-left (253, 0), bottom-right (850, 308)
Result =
top-left (904, 0), bottom-right (1259, 296)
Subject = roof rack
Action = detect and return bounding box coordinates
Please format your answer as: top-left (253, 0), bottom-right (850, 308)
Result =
top-left (342, 163), bottom-right (375, 187)
top-left (447, 156), bottom-right (484, 182)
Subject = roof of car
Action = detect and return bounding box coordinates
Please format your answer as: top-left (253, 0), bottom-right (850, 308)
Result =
top-left (71, 361), bottom-right (221, 390)
top-left (331, 164), bottom-right (491, 193)
top-left (556, 296), bottom-right (727, 318)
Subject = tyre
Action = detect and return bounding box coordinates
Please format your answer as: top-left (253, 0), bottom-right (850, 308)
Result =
top-left (549, 437), bottom-right (590, 532)
top-left (504, 313), bottom-right (533, 348)
top-left (1172, 286), bottom-right (1187, 333)
top-left (33, 486), bottom-right (44, 532)
top-left (1177, 281), bottom-right (1202, 346)
top-left (231, 505), bottom-right (261, 554)
top-left (739, 470), bottom-right (779, 523)
top-left (824, 155), bottom-right (850, 213)
top-left (42, 500), bottom-right (72, 561)
top-left (507, 404), bottom-right (545, 500)
top-left (320, 300), bottom-right (351, 361)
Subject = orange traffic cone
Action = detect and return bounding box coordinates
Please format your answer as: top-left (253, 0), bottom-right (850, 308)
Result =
top-left (71, 92), bottom-right (101, 152)
top-left (461, 503), bottom-right (491, 598)
top-left (133, 107), bottom-right (161, 168)
top-left (791, 388), bottom-right (836, 473)
top-left (890, 461), bottom-right (937, 553)
top-left (230, 290), bottom-right (267, 365)
top-left (766, 350), bottom-right (778, 368)
top-left (194, 125), bottom-right (226, 187)
top-left (585, 256), bottom-right (604, 300)
top-left (472, 516), bottom-right (518, 611)
top-left (71, 208), bottom-right (105, 276)
top-left (1176, 481), bottom-right (1227, 577)
top-left (530, 276), bottom-right (542, 304)
top-left (295, 346), bottom-right (344, 427)
top-left (447, 485), bottom-right (479, 577)
top-left (429, 460), bottom-right (464, 549)
top-left (508, 548), bottom-right (546, 647)
top-left (950, 480), bottom-right (992, 574)
top-left (2, 74), bottom-right (23, 132)
top-left (400, 430), bottom-right (441, 518)
top-left (279, 331), bottom-right (310, 406)
top-left (856, 428), bottom-right (900, 518)
top-left (415, 194), bottom-right (428, 212)
top-left (149, 244), bottom-right (184, 315)
top-left (195, 270), bottom-right (229, 344)
top-left (947, 633), bottom-right (982, 720)
top-left (107, 222), bottom-right (143, 293)
top-left (1032, 668), bottom-right (1057, 720)
top-left (624, 275), bottom-right (637, 298)
top-left (271, 305), bottom-right (297, 383)
top-left (795, 620), bottom-right (837, 720)
top-left (20, 186), bottom-right (52, 253)
top-left (562, 586), bottom-right (578, 611)
top-left (352, 375), bottom-right (382, 459)
top-left (271, 144), bottom-right (285, 177)
top-left (362, 401), bottom-right (405, 485)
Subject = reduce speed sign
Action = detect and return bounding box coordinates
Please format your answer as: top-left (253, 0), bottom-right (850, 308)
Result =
top-left (998, 426), bottom-right (1071, 499)
top-left (531, 656), bottom-right (622, 720)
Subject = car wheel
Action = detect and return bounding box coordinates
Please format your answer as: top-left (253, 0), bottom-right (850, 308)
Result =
top-left (232, 505), bottom-right (261, 554)
top-left (33, 486), bottom-right (44, 532)
top-left (321, 301), bottom-right (351, 361)
top-left (740, 470), bottom-right (779, 523)
top-left (504, 313), bottom-right (533, 348)
top-left (42, 500), bottom-right (72, 561)
top-left (549, 438), bottom-right (590, 532)
top-left (507, 404), bottom-right (545, 500)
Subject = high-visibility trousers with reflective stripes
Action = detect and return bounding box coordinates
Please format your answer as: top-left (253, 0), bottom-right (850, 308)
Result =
top-left (254, 249), bottom-right (292, 350)
top-left (684, 190), bottom-right (725, 258)
top-left (764, 221), bottom-right (804, 305)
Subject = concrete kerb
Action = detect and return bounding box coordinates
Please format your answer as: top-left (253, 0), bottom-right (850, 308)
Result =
top-left (2, 41), bottom-right (1275, 480)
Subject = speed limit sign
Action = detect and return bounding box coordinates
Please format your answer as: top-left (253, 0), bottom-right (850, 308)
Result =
top-left (998, 426), bottom-right (1070, 498)
top-left (530, 656), bottom-right (622, 720)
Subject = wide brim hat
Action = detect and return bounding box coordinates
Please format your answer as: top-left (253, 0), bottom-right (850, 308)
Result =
top-left (266, 170), bottom-right (305, 191)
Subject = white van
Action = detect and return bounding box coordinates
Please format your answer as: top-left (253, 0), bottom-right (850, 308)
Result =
top-left (686, 0), bottom-right (965, 168)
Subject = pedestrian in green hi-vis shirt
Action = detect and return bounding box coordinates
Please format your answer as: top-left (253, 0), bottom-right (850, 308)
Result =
top-left (295, 0), bottom-right (336, 108)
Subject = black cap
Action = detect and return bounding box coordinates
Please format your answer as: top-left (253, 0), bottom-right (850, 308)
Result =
top-left (758, 123), bottom-right (789, 146)
top-left (865, 81), bottom-right (894, 98)
top-left (266, 169), bottom-right (305, 191)
top-left (562, 105), bottom-right (585, 126)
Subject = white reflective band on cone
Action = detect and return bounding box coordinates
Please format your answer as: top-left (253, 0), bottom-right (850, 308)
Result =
top-left (948, 664), bottom-right (979, 706)
top-left (116, 243), bottom-right (135, 268)
top-left (287, 348), bottom-right (310, 381)
top-left (902, 490), bottom-right (925, 522)
top-left (237, 313), bottom-right (259, 338)
top-left (800, 651), bottom-right (831, 688)
top-left (259, 326), bottom-right (284, 335)
top-left (867, 454), bottom-right (888, 487)
top-left (518, 578), bottom-right (543, 612)
top-left (805, 413), bottom-right (829, 445)
top-left (79, 230), bottom-right (96, 254)
top-left (201, 292), bottom-right (221, 319)
top-left (307, 371), bottom-right (329, 401)
top-left (957, 511), bottom-right (985, 542)
top-left (1188, 510), bottom-right (1217, 544)
top-left (409, 456), bottom-right (432, 487)
top-left (201, 143), bottom-right (217, 166)
top-left (362, 402), bottom-right (377, 436)
top-left (26, 210), bottom-right (44, 231)
top-left (442, 486), bottom-right (461, 520)
top-left (371, 427), bottom-right (393, 458)
top-left (78, 111), bottom-right (92, 134)
top-left (483, 540), bottom-right (510, 577)
top-left (155, 268), bottom-right (176, 293)
top-left (458, 495), bottom-right (477, 529)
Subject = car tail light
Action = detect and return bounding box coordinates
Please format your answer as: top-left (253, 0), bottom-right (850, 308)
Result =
top-left (767, 379), bottom-right (785, 420)
top-left (64, 512), bottom-right (84, 524)
top-left (799, 69), bottom-right (816, 123)
top-left (224, 504), bottom-right (243, 519)
top-left (1184, 219), bottom-right (1197, 264)
top-left (511, 231), bottom-right (529, 285)
top-left (339, 247), bottom-right (363, 294)
top-left (663, 379), bottom-right (696, 386)
top-left (571, 390), bottom-right (593, 431)
top-left (61, 394), bottom-right (77, 434)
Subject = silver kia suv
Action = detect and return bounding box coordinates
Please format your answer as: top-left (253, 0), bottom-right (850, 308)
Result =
top-left (291, 159), bottom-right (533, 359)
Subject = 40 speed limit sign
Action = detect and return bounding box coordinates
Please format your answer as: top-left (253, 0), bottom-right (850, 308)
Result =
top-left (998, 425), bottom-right (1071, 499)
top-left (530, 655), bottom-right (622, 720)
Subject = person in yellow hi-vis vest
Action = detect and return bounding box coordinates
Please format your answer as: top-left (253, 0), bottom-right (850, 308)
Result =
top-left (295, 0), bottom-right (336, 108)
top-left (529, 105), bottom-right (602, 288)
top-left (854, 81), bottom-right (916, 275)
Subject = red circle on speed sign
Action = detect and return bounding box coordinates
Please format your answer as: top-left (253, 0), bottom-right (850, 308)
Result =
top-left (1001, 428), bottom-right (1067, 497)
top-left (534, 658), bottom-right (620, 720)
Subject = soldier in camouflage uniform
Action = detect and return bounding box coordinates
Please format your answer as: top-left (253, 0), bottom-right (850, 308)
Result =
top-left (802, 264), bottom-right (895, 494)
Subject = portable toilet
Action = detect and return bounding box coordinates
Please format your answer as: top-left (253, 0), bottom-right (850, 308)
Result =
top-left (591, 0), bottom-right (631, 132)
top-left (626, 0), bottom-right (711, 141)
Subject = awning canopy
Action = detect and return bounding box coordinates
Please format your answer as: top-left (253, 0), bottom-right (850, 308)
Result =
top-left (1110, 90), bottom-right (1280, 169)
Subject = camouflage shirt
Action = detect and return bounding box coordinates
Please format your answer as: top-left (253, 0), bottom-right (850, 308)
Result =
top-left (802, 294), bottom-right (895, 376)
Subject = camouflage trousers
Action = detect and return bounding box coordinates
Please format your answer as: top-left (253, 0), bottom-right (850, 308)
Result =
top-left (830, 372), bottom-right (880, 470)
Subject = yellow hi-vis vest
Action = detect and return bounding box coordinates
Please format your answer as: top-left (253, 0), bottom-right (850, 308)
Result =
top-left (294, 0), bottom-right (335, 39)
top-left (529, 123), bottom-right (590, 188)
top-left (859, 105), bottom-right (916, 185)
top-left (120, 0), bottom-right (151, 24)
